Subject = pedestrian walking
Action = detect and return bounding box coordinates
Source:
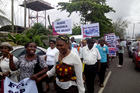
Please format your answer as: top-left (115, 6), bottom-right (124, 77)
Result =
top-left (31, 35), bottom-right (85, 93)
top-left (96, 39), bottom-right (109, 87)
top-left (117, 39), bottom-right (125, 67)
top-left (45, 40), bottom-right (59, 91)
top-left (81, 38), bottom-right (101, 93)
top-left (9, 42), bottom-right (48, 93)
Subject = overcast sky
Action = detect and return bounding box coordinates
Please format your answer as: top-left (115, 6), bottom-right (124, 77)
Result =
top-left (1, 0), bottom-right (140, 38)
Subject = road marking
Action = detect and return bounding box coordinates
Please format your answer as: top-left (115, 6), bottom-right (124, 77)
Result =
top-left (98, 71), bottom-right (112, 93)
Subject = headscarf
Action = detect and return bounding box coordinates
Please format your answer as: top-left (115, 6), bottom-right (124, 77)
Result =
top-left (57, 35), bottom-right (70, 43)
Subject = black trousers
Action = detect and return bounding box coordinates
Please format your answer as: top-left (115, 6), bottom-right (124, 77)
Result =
top-left (99, 63), bottom-right (107, 84)
top-left (56, 84), bottom-right (78, 93)
top-left (118, 53), bottom-right (123, 65)
top-left (84, 64), bottom-right (97, 93)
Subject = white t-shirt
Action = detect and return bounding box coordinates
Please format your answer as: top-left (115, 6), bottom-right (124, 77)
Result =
top-left (47, 51), bottom-right (85, 93)
top-left (46, 47), bottom-right (59, 66)
top-left (0, 56), bottom-right (19, 82)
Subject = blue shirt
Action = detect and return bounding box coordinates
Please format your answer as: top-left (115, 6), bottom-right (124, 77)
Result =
top-left (96, 44), bottom-right (109, 63)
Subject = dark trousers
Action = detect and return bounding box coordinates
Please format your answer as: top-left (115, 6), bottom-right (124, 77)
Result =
top-left (99, 63), bottom-right (107, 84)
top-left (84, 64), bottom-right (97, 93)
top-left (56, 84), bottom-right (78, 93)
top-left (119, 53), bottom-right (123, 65)
top-left (37, 82), bottom-right (44, 93)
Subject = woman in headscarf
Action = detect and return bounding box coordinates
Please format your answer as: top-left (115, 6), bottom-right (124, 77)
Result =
top-left (31, 35), bottom-right (85, 93)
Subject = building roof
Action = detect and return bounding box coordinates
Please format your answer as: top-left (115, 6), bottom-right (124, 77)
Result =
top-left (20, 0), bottom-right (54, 11)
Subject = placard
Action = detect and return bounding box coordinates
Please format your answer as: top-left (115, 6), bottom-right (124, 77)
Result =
top-left (52, 19), bottom-right (72, 35)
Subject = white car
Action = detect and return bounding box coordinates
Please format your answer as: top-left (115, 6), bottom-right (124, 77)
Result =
top-left (11, 46), bottom-right (47, 59)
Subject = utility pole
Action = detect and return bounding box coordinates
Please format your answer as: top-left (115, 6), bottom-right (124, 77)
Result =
top-left (132, 23), bottom-right (135, 39)
top-left (11, 0), bottom-right (14, 33)
top-left (24, 0), bottom-right (27, 28)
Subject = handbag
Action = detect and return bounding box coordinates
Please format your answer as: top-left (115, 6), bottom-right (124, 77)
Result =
top-left (34, 56), bottom-right (43, 74)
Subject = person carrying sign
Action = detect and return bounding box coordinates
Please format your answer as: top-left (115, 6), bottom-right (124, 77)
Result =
top-left (8, 42), bottom-right (48, 93)
top-left (0, 42), bottom-right (19, 91)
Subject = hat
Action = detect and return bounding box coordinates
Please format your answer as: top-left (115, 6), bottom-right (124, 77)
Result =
top-left (0, 42), bottom-right (13, 51)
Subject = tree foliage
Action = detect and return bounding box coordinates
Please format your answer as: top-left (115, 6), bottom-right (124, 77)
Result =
top-left (72, 24), bottom-right (81, 35)
top-left (58, 0), bottom-right (115, 37)
top-left (112, 18), bottom-right (128, 39)
top-left (8, 23), bottom-right (51, 48)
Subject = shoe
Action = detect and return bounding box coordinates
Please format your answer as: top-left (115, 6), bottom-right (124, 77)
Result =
top-left (100, 84), bottom-right (104, 87)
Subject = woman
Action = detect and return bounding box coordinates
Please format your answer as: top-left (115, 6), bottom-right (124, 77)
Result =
top-left (45, 40), bottom-right (58, 91)
top-left (0, 42), bottom-right (19, 82)
top-left (32, 35), bottom-right (85, 93)
top-left (9, 42), bottom-right (48, 93)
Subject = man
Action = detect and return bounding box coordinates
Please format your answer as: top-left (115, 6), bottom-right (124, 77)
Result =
top-left (96, 39), bottom-right (109, 87)
top-left (81, 39), bottom-right (101, 93)
top-left (117, 39), bottom-right (125, 67)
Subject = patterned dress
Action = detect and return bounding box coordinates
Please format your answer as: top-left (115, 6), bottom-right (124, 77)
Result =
top-left (14, 55), bottom-right (47, 80)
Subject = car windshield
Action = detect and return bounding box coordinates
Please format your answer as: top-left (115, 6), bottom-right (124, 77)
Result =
top-left (11, 47), bottom-right (46, 58)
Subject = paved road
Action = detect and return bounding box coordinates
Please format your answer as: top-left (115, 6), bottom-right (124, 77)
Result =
top-left (46, 50), bottom-right (140, 93)
top-left (103, 50), bottom-right (140, 93)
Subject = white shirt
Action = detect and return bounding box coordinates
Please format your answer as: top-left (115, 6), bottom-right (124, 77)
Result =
top-left (0, 56), bottom-right (19, 82)
top-left (46, 47), bottom-right (59, 66)
top-left (81, 46), bottom-right (101, 65)
top-left (47, 51), bottom-right (85, 93)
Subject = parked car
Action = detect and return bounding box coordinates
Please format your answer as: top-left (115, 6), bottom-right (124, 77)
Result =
top-left (128, 41), bottom-right (137, 58)
top-left (11, 46), bottom-right (47, 59)
top-left (132, 41), bottom-right (140, 69)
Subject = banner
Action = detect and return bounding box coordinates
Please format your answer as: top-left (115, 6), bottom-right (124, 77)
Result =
top-left (4, 77), bottom-right (38, 93)
top-left (52, 19), bottom-right (72, 35)
top-left (81, 23), bottom-right (100, 38)
top-left (104, 33), bottom-right (117, 56)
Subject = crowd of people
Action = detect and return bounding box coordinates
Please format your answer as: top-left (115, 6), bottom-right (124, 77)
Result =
top-left (0, 35), bottom-right (126, 93)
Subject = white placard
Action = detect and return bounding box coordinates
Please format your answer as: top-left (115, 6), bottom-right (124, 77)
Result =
top-left (4, 77), bottom-right (38, 93)
top-left (52, 19), bottom-right (72, 35)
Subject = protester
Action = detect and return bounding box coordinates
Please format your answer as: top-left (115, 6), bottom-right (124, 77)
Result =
top-left (45, 40), bottom-right (59, 91)
top-left (96, 39), bottom-right (109, 87)
top-left (117, 39), bottom-right (125, 67)
top-left (0, 42), bottom-right (19, 82)
top-left (9, 42), bottom-right (48, 93)
top-left (81, 39), bottom-right (101, 93)
top-left (71, 37), bottom-right (78, 48)
top-left (79, 39), bottom-right (87, 59)
top-left (32, 35), bottom-right (85, 93)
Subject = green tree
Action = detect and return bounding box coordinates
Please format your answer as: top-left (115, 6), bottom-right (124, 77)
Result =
top-left (112, 18), bottom-right (128, 39)
top-left (8, 23), bottom-right (51, 48)
top-left (72, 24), bottom-right (81, 35)
top-left (58, 0), bottom-right (115, 37)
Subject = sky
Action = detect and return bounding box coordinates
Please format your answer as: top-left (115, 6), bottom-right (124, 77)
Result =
top-left (0, 0), bottom-right (140, 38)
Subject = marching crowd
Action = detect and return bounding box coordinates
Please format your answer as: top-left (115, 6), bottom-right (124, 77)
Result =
top-left (0, 35), bottom-right (125, 93)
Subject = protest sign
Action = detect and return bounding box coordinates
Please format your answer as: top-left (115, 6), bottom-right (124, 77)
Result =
top-left (52, 19), bottom-right (72, 35)
top-left (104, 33), bottom-right (117, 56)
top-left (4, 77), bottom-right (38, 93)
top-left (81, 23), bottom-right (100, 38)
